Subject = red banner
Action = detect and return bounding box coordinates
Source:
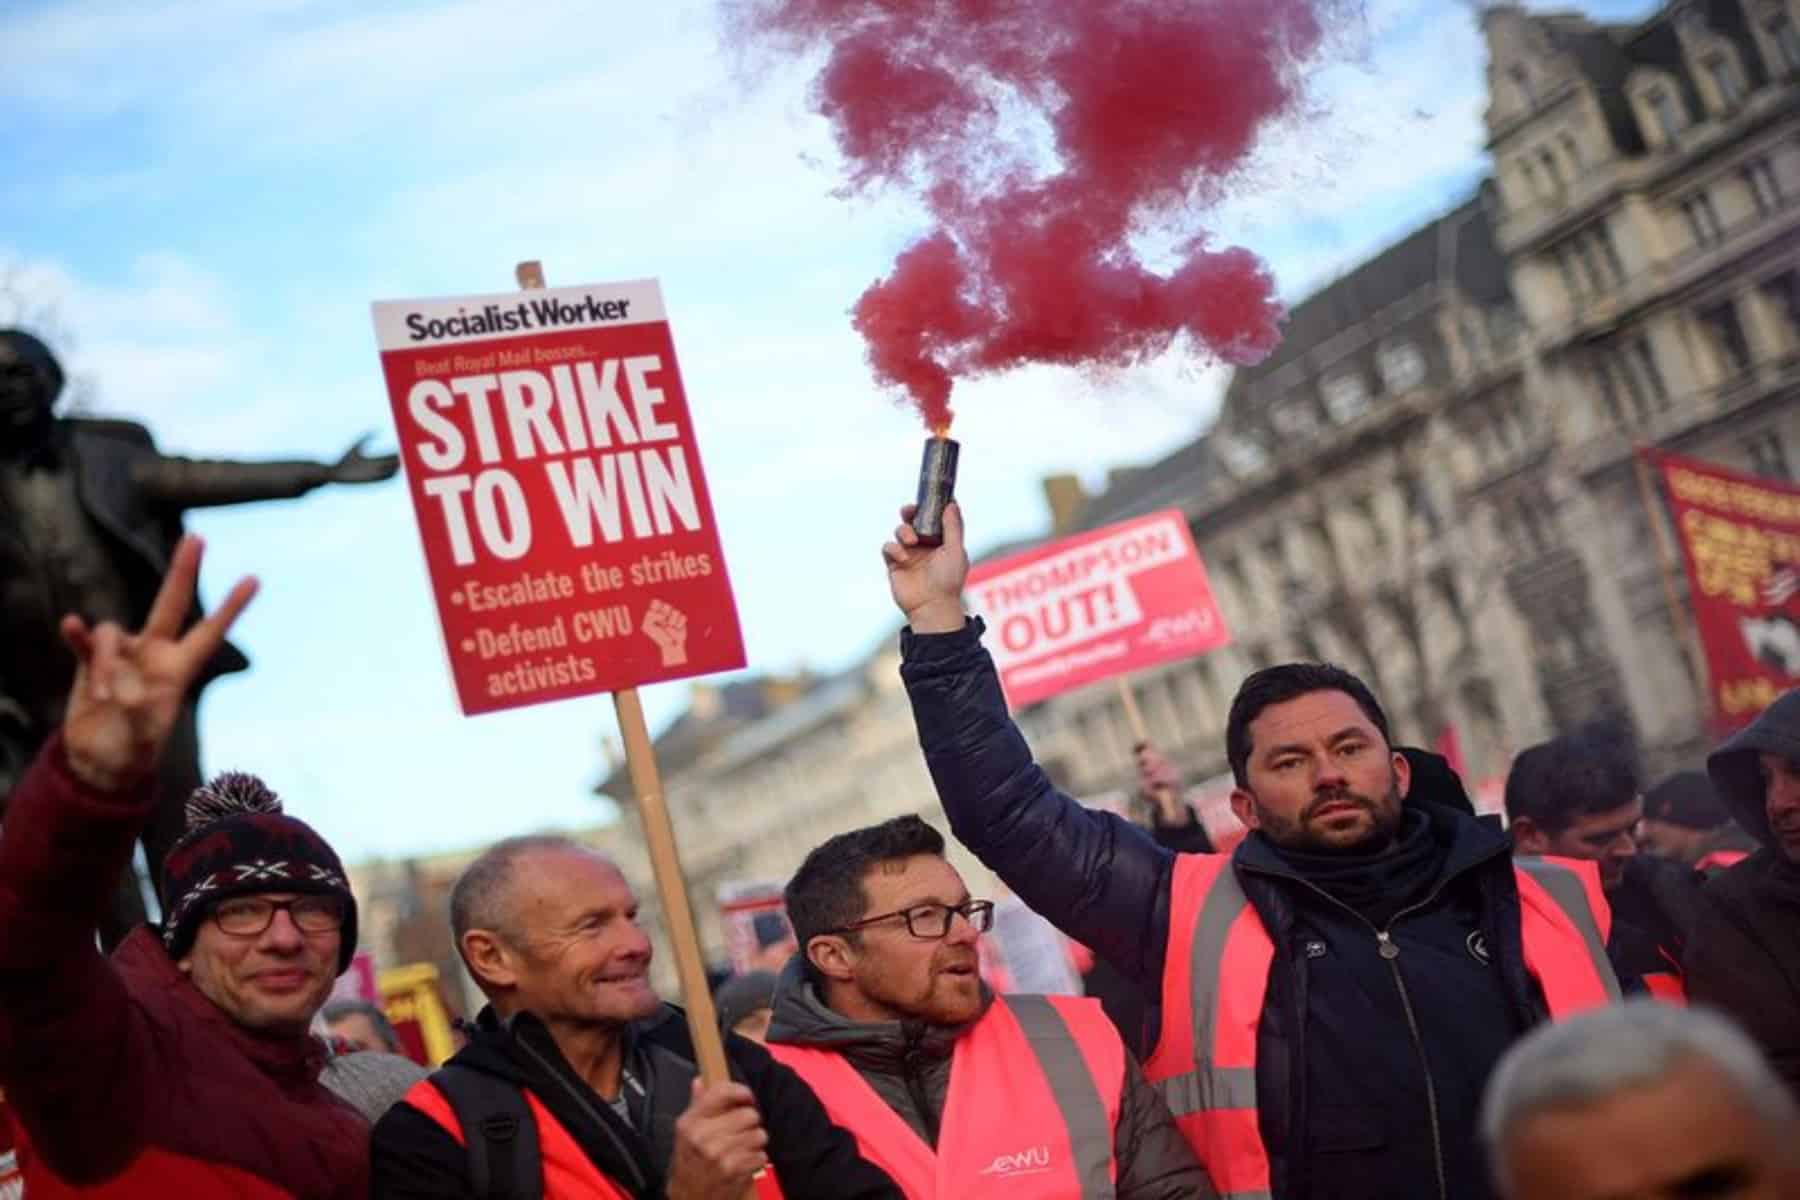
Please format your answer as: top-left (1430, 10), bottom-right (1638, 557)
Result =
top-left (1654, 449), bottom-right (1800, 728)
top-left (966, 509), bottom-right (1230, 708)
top-left (372, 280), bottom-right (746, 715)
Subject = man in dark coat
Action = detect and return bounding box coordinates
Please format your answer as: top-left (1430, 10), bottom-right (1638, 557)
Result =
top-left (371, 834), bottom-right (902, 1199)
top-left (0, 328), bottom-right (395, 941)
top-left (879, 503), bottom-right (1621, 1200)
top-left (1685, 687), bottom-right (1800, 1094)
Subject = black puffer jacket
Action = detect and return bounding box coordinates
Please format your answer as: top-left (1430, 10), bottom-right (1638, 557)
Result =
top-left (901, 620), bottom-right (1610, 1200)
top-left (1686, 688), bottom-right (1800, 1094)
top-left (765, 960), bottom-right (1214, 1199)
top-left (370, 1003), bottom-right (901, 1199)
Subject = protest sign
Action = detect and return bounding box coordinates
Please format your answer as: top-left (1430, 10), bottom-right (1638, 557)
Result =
top-left (718, 881), bottom-right (795, 974)
top-left (1652, 450), bottom-right (1800, 728)
top-left (371, 279), bottom-right (745, 715)
top-left (966, 509), bottom-right (1230, 708)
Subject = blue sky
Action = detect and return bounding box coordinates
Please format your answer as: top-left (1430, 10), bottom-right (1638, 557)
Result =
top-left (0, 0), bottom-right (1658, 863)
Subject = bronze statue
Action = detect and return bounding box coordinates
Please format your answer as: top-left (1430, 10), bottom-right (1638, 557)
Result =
top-left (0, 329), bottom-right (398, 945)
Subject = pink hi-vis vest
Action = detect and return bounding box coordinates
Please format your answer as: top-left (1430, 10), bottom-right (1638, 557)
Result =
top-left (769, 994), bottom-right (1125, 1199)
top-left (1142, 852), bottom-right (1621, 1199)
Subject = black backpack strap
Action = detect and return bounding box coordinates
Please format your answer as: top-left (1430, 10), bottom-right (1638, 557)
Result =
top-left (431, 1064), bottom-right (543, 1200)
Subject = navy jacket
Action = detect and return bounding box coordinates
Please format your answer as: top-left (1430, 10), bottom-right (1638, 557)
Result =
top-left (903, 621), bottom-right (1571, 1200)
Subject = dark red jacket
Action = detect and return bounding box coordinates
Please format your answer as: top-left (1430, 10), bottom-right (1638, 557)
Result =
top-left (0, 736), bottom-right (367, 1198)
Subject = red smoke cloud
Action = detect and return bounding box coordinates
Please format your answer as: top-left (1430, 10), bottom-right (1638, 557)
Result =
top-left (730, 0), bottom-right (1346, 431)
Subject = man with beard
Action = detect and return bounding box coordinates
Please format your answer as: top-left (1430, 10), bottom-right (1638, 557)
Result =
top-left (764, 814), bottom-right (1214, 1199)
top-left (1684, 688), bottom-right (1800, 1095)
top-left (0, 328), bottom-right (396, 943)
top-left (881, 503), bottom-right (1622, 1200)
top-left (370, 835), bottom-right (902, 1199)
top-left (1506, 727), bottom-right (1705, 1000)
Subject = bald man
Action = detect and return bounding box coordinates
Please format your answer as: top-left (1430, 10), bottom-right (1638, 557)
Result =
top-left (1482, 1001), bottom-right (1800, 1200)
top-left (370, 835), bottom-right (898, 1200)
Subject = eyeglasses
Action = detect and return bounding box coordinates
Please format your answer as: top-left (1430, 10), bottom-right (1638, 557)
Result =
top-left (834, 900), bottom-right (995, 940)
top-left (211, 895), bottom-right (346, 937)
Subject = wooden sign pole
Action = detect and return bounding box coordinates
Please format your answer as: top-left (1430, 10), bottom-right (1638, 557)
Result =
top-left (1114, 675), bottom-right (1182, 821)
top-left (513, 260), bottom-right (732, 1087)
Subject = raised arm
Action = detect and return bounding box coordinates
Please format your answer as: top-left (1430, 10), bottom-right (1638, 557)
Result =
top-left (130, 436), bottom-right (397, 509)
top-left (885, 504), bottom-right (1179, 991)
top-left (0, 537), bottom-right (256, 1180)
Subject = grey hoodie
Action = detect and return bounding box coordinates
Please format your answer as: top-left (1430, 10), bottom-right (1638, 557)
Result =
top-left (1707, 687), bottom-right (1800, 848)
top-left (766, 959), bottom-right (1216, 1200)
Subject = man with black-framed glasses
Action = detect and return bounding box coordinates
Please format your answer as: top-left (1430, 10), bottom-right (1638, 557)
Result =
top-left (766, 814), bottom-right (1215, 1199)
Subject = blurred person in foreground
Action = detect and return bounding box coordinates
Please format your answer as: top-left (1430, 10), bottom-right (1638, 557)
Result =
top-left (1637, 768), bottom-right (1756, 873)
top-left (765, 814), bottom-right (1214, 1199)
top-left (0, 536), bottom-right (372, 1196)
top-left (1685, 688), bottom-right (1800, 1094)
top-left (881, 502), bottom-right (1621, 1200)
top-left (1481, 1000), bottom-right (1800, 1199)
top-left (371, 834), bottom-right (901, 1199)
top-left (1506, 724), bottom-right (1704, 999)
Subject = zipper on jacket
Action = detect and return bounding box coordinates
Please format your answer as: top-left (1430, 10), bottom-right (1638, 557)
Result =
top-left (900, 1024), bottom-right (942, 1146)
top-left (1237, 862), bottom-right (1489, 1200)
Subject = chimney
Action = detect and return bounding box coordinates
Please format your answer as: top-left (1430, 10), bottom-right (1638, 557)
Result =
top-left (1041, 473), bottom-right (1090, 534)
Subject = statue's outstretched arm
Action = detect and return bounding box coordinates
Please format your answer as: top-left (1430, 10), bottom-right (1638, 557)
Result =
top-left (129, 437), bottom-right (398, 509)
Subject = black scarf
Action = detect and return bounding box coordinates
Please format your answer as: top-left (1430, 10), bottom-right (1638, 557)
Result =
top-left (1266, 808), bottom-right (1447, 928)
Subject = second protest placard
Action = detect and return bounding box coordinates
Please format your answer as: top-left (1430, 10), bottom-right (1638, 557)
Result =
top-left (372, 279), bottom-right (746, 715)
top-left (966, 509), bottom-right (1231, 708)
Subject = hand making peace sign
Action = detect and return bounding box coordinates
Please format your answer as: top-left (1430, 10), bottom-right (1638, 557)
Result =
top-left (59, 536), bottom-right (258, 793)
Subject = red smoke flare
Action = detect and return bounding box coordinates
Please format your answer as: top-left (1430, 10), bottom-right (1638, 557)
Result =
top-left (729, 0), bottom-right (1348, 431)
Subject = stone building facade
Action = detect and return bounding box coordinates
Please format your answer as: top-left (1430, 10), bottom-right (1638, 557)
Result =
top-left (1021, 0), bottom-right (1800, 801)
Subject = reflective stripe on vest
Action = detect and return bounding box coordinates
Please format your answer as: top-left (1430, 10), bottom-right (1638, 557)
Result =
top-left (403, 1076), bottom-right (636, 1200)
top-left (1141, 851), bottom-right (1622, 1200)
top-left (768, 994), bottom-right (1126, 1199)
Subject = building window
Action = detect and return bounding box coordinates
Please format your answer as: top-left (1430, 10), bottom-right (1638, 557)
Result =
top-left (1698, 301), bottom-right (1753, 375)
top-left (1558, 249), bottom-right (1586, 301)
top-left (1762, 270), bottom-right (1800, 337)
top-left (1509, 63), bottom-right (1536, 104)
top-left (1771, 14), bottom-right (1800, 73)
top-left (1593, 361), bottom-right (1632, 425)
top-left (1218, 435), bottom-right (1268, 476)
top-left (1745, 430), bottom-right (1792, 480)
top-left (1520, 157), bottom-right (1545, 199)
top-left (1682, 192), bottom-right (1725, 247)
top-left (1706, 55), bottom-right (1746, 109)
top-left (1322, 372), bottom-right (1371, 423)
top-left (1559, 132), bottom-right (1584, 170)
top-left (1378, 341), bottom-right (1428, 392)
top-left (1271, 396), bottom-right (1321, 438)
top-left (1646, 87), bottom-right (1684, 143)
top-left (1624, 337), bottom-right (1669, 408)
top-left (1538, 147), bottom-right (1565, 193)
top-left (1744, 157), bottom-right (1783, 216)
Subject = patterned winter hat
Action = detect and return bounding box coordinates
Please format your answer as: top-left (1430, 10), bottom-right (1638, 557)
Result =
top-left (159, 772), bottom-right (358, 972)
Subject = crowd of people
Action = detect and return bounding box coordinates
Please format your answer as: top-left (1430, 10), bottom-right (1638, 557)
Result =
top-left (2, 492), bottom-right (1799, 1198)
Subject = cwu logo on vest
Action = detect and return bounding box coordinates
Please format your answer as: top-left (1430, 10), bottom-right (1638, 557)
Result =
top-left (979, 1146), bottom-right (1054, 1178)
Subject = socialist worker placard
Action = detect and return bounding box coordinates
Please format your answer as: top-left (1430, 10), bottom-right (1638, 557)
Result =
top-left (372, 279), bottom-right (746, 715)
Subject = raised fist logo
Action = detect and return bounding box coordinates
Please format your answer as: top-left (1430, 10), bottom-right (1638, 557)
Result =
top-left (643, 600), bottom-right (689, 667)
